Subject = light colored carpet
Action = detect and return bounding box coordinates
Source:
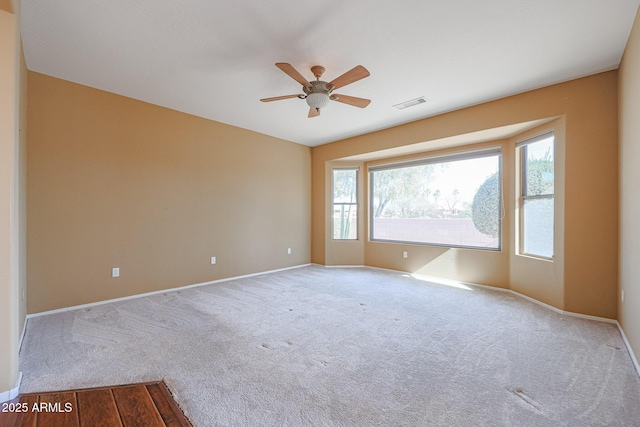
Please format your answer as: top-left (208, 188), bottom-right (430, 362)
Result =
top-left (19, 266), bottom-right (640, 426)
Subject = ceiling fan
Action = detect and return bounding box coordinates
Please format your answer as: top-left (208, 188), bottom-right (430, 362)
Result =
top-left (260, 63), bottom-right (371, 118)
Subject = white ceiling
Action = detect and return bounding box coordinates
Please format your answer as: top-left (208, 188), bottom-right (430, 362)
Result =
top-left (21, 0), bottom-right (640, 147)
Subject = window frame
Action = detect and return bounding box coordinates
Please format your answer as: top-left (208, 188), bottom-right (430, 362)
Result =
top-left (332, 167), bottom-right (359, 241)
top-left (517, 131), bottom-right (555, 260)
top-left (368, 147), bottom-right (503, 251)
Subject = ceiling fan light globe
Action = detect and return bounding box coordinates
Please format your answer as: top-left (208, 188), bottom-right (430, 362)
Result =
top-left (306, 92), bottom-right (330, 109)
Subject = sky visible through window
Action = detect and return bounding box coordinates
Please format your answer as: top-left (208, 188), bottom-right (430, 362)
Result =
top-left (527, 135), bottom-right (554, 162)
top-left (430, 156), bottom-right (499, 206)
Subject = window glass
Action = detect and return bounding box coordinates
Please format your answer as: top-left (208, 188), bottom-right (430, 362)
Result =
top-left (520, 133), bottom-right (554, 258)
top-left (524, 137), bottom-right (554, 196)
top-left (370, 151), bottom-right (501, 250)
top-left (522, 198), bottom-right (554, 257)
top-left (333, 169), bottom-right (358, 240)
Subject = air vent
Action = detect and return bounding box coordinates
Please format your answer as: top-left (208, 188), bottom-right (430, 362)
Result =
top-left (393, 97), bottom-right (428, 110)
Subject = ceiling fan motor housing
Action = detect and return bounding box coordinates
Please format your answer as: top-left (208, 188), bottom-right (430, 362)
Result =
top-left (304, 81), bottom-right (331, 109)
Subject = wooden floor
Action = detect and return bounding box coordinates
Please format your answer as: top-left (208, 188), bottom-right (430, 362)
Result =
top-left (0, 381), bottom-right (192, 427)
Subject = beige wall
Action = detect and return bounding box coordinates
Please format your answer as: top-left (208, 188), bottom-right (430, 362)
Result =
top-left (0, 0), bottom-right (24, 400)
top-left (0, 0), bottom-right (12, 13)
top-left (27, 72), bottom-right (311, 313)
top-left (312, 71), bottom-right (619, 319)
top-left (619, 7), bottom-right (640, 363)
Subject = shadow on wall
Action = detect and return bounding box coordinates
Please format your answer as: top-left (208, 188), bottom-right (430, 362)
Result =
top-left (410, 247), bottom-right (459, 277)
top-left (409, 246), bottom-right (505, 288)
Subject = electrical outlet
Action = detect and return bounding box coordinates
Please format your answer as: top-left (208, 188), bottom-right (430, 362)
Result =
top-left (287, 248), bottom-right (292, 255)
top-left (211, 256), bottom-right (216, 265)
top-left (112, 267), bottom-right (120, 278)
top-left (403, 251), bottom-right (408, 259)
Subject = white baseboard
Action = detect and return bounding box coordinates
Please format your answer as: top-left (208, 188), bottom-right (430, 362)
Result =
top-left (560, 309), bottom-right (618, 324)
top-left (616, 321), bottom-right (640, 376)
top-left (0, 371), bottom-right (22, 403)
top-left (27, 263), bottom-right (311, 319)
top-left (323, 264), bottom-right (365, 268)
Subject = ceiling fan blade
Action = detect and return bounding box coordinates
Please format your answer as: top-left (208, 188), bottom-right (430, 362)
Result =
top-left (260, 94), bottom-right (303, 102)
top-left (327, 65), bottom-right (370, 90)
top-left (276, 63), bottom-right (312, 88)
top-left (308, 107), bottom-right (320, 118)
top-left (332, 94), bottom-right (371, 108)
